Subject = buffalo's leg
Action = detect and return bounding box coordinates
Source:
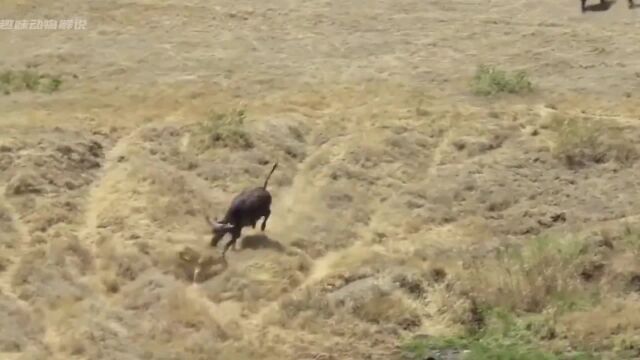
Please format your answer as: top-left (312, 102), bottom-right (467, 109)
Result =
top-left (211, 234), bottom-right (223, 247)
top-left (222, 228), bottom-right (241, 258)
top-left (261, 209), bottom-right (271, 231)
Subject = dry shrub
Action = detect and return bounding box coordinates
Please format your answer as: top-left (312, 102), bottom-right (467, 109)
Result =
top-left (128, 287), bottom-right (235, 360)
top-left (88, 159), bottom-right (155, 235)
top-left (84, 275), bottom-right (234, 357)
top-left (116, 272), bottom-right (178, 311)
top-left (0, 205), bottom-right (19, 253)
top-left (26, 199), bottom-right (80, 233)
top-left (4, 134), bottom-right (104, 199)
top-left (48, 229), bottom-right (94, 275)
top-left (5, 171), bottom-right (44, 196)
top-left (163, 289), bottom-right (233, 340)
top-left (405, 205), bottom-right (457, 231)
top-left (288, 219), bottom-right (357, 258)
top-left (116, 155), bottom-right (216, 235)
top-left (49, 299), bottom-right (145, 360)
top-left (247, 116), bottom-right (308, 163)
top-left (273, 265), bottom-right (423, 333)
top-left (271, 287), bottom-right (335, 330)
top-left (100, 273), bottom-right (121, 294)
top-left (0, 294), bottom-right (46, 352)
top-left (11, 248), bottom-right (90, 307)
top-left (192, 107), bottom-right (253, 151)
top-left (560, 296), bottom-right (640, 354)
top-left (303, 149), bottom-right (331, 173)
top-left (0, 152), bottom-right (14, 175)
top-left (202, 254), bottom-right (311, 305)
top-left (0, 255), bottom-right (11, 273)
top-left (99, 247), bottom-right (153, 284)
top-left (345, 138), bottom-right (394, 170)
top-left (457, 235), bottom-right (589, 313)
top-left (549, 115), bottom-right (638, 169)
top-left (424, 283), bottom-right (485, 336)
top-left (348, 290), bottom-right (421, 330)
top-left (323, 245), bottom-right (389, 276)
top-left (450, 131), bottom-right (510, 158)
top-left (137, 125), bottom-right (189, 169)
top-left (143, 168), bottom-right (205, 228)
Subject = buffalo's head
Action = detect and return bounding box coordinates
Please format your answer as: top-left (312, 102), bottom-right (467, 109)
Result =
top-left (205, 215), bottom-right (234, 246)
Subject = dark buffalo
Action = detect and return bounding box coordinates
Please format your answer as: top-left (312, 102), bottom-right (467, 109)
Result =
top-left (205, 162), bottom-right (278, 259)
top-left (581, 0), bottom-right (634, 12)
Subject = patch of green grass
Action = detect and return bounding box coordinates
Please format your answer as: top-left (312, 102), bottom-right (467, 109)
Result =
top-left (0, 69), bottom-right (63, 95)
top-left (406, 225), bottom-right (640, 360)
top-left (471, 64), bottom-right (533, 96)
top-left (466, 343), bottom-right (596, 360)
top-left (403, 309), bottom-right (599, 360)
top-left (404, 337), bottom-right (595, 360)
top-left (41, 76), bottom-right (63, 93)
top-left (403, 336), bottom-right (467, 358)
top-left (194, 107), bottom-right (254, 151)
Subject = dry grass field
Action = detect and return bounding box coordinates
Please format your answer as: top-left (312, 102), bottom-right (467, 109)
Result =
top-left (1, 0), bottom-right (640, 359)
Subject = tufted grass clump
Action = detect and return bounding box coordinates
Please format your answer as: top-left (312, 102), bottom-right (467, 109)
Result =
top-left (0, 69), bottom-right (63, 95)
top-left (196, 107), bottom-right (254, 151)
top-left (472, 64), bottom-right (533, 96)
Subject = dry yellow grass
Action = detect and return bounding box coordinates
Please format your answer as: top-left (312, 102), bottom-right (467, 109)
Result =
top-left (1, 0), bottom-right (640, 359)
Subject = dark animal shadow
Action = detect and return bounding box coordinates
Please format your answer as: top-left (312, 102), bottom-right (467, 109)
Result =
top-left (583, 0), bottom-right (615, 12)
top-left (240, 234), bottom-right (286, 252)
